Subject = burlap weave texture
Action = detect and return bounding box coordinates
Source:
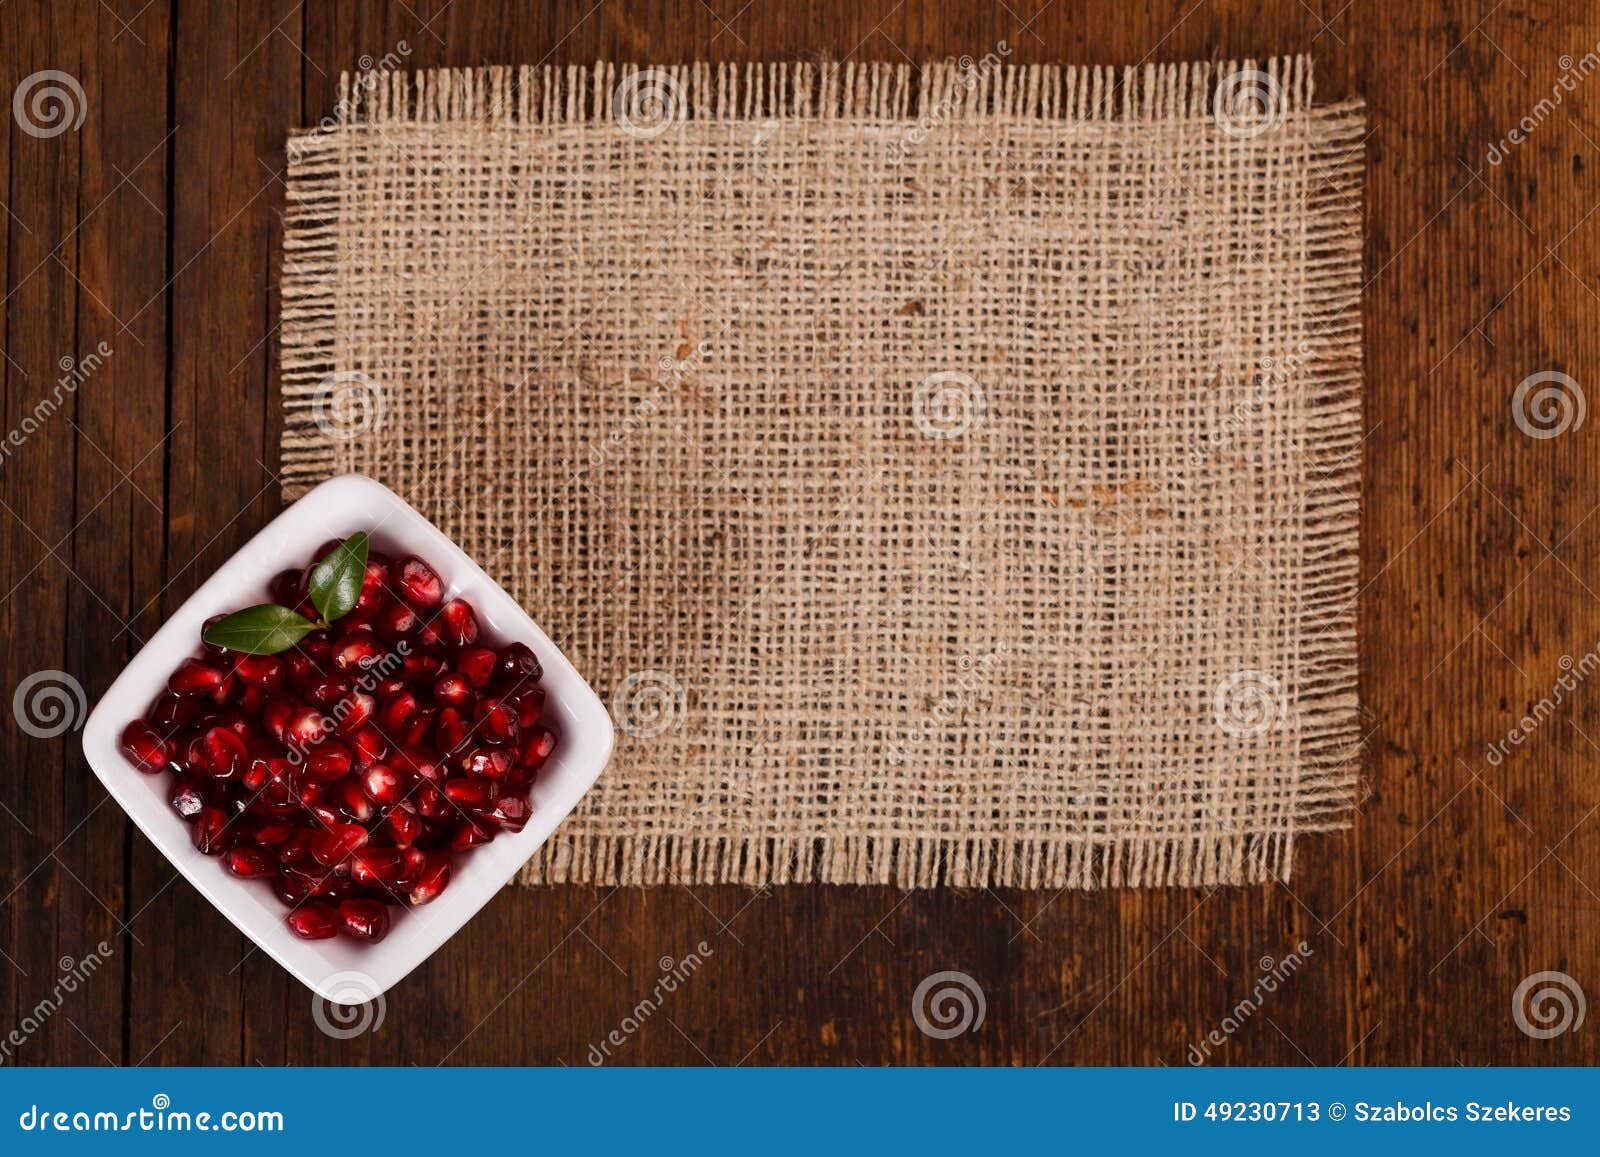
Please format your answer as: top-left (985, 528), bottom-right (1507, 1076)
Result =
top-left (281, 57), bottom-right (1364, 889)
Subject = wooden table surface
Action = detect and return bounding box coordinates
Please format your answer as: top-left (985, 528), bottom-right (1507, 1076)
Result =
top-left (4, 0), bottom-right (1598, 1066)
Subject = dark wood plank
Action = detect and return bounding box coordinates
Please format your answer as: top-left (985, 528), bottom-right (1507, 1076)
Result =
top-left (4, 0), bottom-right (1600, 1067)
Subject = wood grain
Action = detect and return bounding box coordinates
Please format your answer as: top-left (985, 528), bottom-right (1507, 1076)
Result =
top-left (2, 0), bottom-right (1597, 1065)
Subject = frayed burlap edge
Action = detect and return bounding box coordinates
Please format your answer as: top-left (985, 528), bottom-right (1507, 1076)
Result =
top-left (280, 57), bottom-right (1365, 890)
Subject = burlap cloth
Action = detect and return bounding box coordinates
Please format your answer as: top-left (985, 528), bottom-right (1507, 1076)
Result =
top-left (280, 57), bottom-right (1364, 889)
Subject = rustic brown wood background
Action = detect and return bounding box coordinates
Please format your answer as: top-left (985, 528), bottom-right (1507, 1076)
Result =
top-left (3, 0), bottom-right (1597, 1066)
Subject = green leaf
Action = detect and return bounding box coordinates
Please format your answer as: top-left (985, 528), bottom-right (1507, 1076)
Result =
top-left (202, 604), bottom-right (318, 655)
top-left (307, 532), bottom-right (370, 623)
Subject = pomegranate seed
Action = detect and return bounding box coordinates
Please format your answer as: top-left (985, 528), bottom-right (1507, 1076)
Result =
top-left (120, 720), bottom-right (171, 773)
top-left (252, 821), bottom-right (297, 850)
top-left (438, 599), bottom-right (479, 648)
top-left (374, 600), bottom-right (419, 643)
top-left (286, 903), bottom-right (340, 940)
top-left (492, 794), bottom-right (533, 833)
top-left (509, 686), bottom-right (546, 728)
top-left (361, 762), bottom-right (406, 806)
top-left (276, 830), bottom-right (316, 867)
top-left (392, 556), bottom-right (445, 609)
top-left (269, 568), bottom-right (305, 606)
top-left (198, 726), bottom-right (249, 779)
top-left (348, 847), bottom-right (405, 888)
top-left (403, 704), bottom-right (438, 748)
top-left (305, 676), bottom-right (351, 710)
top-left (373, 676), bottom-right (407, 701)
top-left (191, 807), bottom-right (231, 854)
top-left (394, 745), bottom-right (442, 782)
top-left (495, 642), bottom-right (541, 685)
top-left (304, 742), bottom-right (353, 783)
top-left (235, 654), bottom-right (286, 691)
top-left (457, 647), bottom-right (497, 689)
top-left (401, 647), bottom-right (445, 685)
top-left (260, 695), bottom-right (295, 743)
top-left (443, 776), bottom-right (499, 810)
top-left (285, 706), bottom-right (328, 750)
top-left (408, 857), bottom-right (450, 905)
top-left (519, 726), bottom-right (557, 769)
top-left (338, 899), bottom-right (391, 942)
top-left (348, 726), bottom-right (389, 767)
top-left (379, 691), bottom-right (419, 733)
top-left (435, 707), bottom-right (470, 753)
top-left (331, 777), bottom-right (374, 823)
top-left (460, 747), bottom-right (514, 781)
top-left (239, 752), bottom-right (272, 791)
top-left (450, 818), bottom-right (496, 851)
top-left (169, 778), bottom-right (207, 819)
top-left (475, 699), bottom-right (521, 746)
top-left (329, 690), bottom-right (377, 735)
top-left (168, 658), bottom-right (225, 697)
top-left (310, 823), bottom-right (369, 866)
top-left (432, 673), bottom-right (475, 711)
top-left (385, 806), bottom-right (423, 847)
top-left (223, 846), bottom-right (274, 878)
top-left (149, 692), bottom-right (193, 729)
top-left (333, 628), bottom-right (388, 673)
top-left (413, 781), bottom-right (450, 819)
top-left (273, 872), bottom-right (313, 907)
top-left (284, 650), bottom-right (319, 685)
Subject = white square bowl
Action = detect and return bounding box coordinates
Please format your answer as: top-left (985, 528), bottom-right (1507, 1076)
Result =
top-left (81, 473), bottom-right (614, 1003)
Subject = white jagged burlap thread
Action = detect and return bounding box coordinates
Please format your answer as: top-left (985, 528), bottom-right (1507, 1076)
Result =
top-left (281, 57), bottom-right (1364, 889)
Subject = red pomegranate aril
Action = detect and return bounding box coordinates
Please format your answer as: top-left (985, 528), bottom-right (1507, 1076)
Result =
top-left (261, 695), bottom-right (295, 744)
top-left (120, 720), bottom-right (171, 773)
top-left (238, 753), bottom-right (272, 791)
top-left (348, 725), bottom-right (389, 767)
top-left (375, 600), bottom-right (419, 643)
top-left (305, 676), bottom-right (351, 710)
top-left (373, 675), bottom-right (407, 701)
top-left (384, 806), bottom-right (423, 847)
top-left (199, 726), bottom-right (249, 779)
top-left (443, 776), bottom-right (498, 810)
top-left (168, 657), bottom-right (225, 697)
top-left (408, 857), bottom-right (450, 905)
top-left (360, 762), bottom-right (406, 806)
top-left (460, 746), bottom-right (514, 781)
top-left (492, 794), bottom-right (532, 833)
top-left (329, 690), bottom-right (377, 735)
top-left (450, 818), bottom-right (496, 851)
top-left (285, 706), bottom-right (328, 750)
top-left (401, 647), bottom-right (446, 685)
top-left (235, 654), bottom-right (286, 691)
top-left (304, 741), bottom-right (353, 784)
top-left (310, 822), bottom-right (369, 867)
top-left (438, 599), bottom-right (479, 648)
top-left (269, 568), bottom-right (305, 607)
top-left (494, 642), bottom-right (541, 685)
top-left (348, 847), bottom-right (406, 888)
top-left (519, 726), bottom-right (557, 769)
top-left (378, 691), bottom-right (419, 733)
top-left (333, 628), bottom-right (388, 673)
top-left (433, 673), bottom-right (475, 711)
top-left (276, 830), bottom-right (316, 867)
top-left (192, 806), bottom-right (231, 855)
top-left (404, 704), bottom-right (438, 748)
top-left (475, 699), bottom-right (520, 746)
top-left (273, 872), bottom-right (313, 907)
top-left (394, 745), bottom-right (442, 782)
top-left (457, 646), bottom-right (497, 689)
top-left (327, 776), bottom-right (370, 823)
top-left (413, 780), bottom-right (450, 819)
top-left (338, 898), bottom-right (391, 942)
top-left (149, 692), bottom-right (193, 729)
top-left (252, 821), bottom-right (298, 850)
top-left (392, 556), bottom-right (445, 609)
top-left (169, 778), bottom-right (207, 819)
top-left (222, 846), bottom-right (274, 878)
top-left (285, 903), bottom-right (340, 940)
top-left (435, 707), bottom-right (471, 754)
top-left (509, 686), bottom-right (546, 728)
